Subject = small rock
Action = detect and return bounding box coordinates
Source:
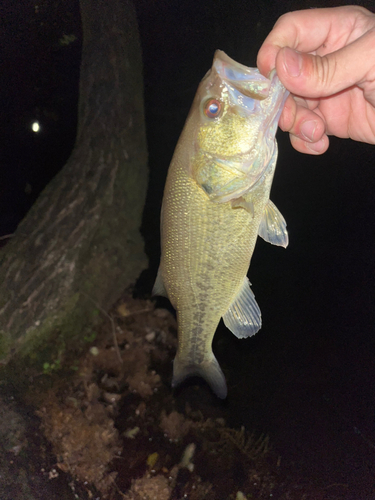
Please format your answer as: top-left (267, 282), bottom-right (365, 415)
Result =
top-left (153, 308), bottom-right (170, 318)
top-left (145, 331), bottom-right (155, 342)
top-left (103, 392), bottom-right (121, 404)
top-left (180, 443), bottom-right (196, 470)
top-left (124, 427), bottom-right (140, 439)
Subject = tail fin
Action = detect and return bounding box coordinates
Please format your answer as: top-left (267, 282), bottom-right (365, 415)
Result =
top-left (172, 353), bottom-right (227, 399)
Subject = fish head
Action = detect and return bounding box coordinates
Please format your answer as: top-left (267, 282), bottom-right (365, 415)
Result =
top-left (186, 50), bottom-right (288, 202)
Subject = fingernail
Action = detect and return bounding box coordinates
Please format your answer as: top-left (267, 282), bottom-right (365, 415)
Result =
top-left (283, 47), bottom-right (302, 77)
top-left (306, 138), bottom-right (326, 154)
top-left (301, 120), bottom-right (317, 142)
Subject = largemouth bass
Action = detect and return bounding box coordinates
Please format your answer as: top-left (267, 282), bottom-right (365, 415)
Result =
top-left (153, 50), bottom-right (289, 398)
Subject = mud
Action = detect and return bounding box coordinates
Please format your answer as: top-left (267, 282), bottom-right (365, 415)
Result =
top-left (0, 295), bottom-right (346, 499)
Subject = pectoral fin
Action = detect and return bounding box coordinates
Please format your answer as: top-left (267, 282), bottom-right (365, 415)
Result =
top-left (258, 200), bottom-right (288, 248)
top-left (231, 196), bottom-right (254, 216)
top-left (152, 267), bottom-right (168, 298)
top-left (223, 277), bottom-right (261, 339)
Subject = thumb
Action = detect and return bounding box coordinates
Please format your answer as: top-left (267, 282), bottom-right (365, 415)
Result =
top-left (276, 32), bottom-right (375, 103)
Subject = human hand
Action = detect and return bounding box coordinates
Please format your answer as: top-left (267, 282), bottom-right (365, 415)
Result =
top-left (257, 6), bottom-right (375, 154)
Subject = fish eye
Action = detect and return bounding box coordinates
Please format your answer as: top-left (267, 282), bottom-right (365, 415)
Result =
top-left (203, 98), bottom-right (222, 119)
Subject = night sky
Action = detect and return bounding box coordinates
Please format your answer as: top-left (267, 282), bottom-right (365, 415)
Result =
top-left (0, 0), bottom-right (81, 236)
top-left (2, 0), bottom-right (375, 496)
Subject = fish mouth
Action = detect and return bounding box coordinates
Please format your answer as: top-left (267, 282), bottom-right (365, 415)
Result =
top-left (212, 50), bottom-right (289, 129)
top-left (213, 50), bottom-right (271, 100)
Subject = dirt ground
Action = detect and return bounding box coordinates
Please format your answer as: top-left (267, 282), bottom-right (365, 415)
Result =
top-left (0, 294), bottom-right (345, 500)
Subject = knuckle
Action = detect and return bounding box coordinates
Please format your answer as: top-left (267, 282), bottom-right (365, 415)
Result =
top-left (273, 11), bottom-right (295, 32)
top-left (313, 54), bottom-right (337, 91)
top-left (275, 12), bottom-right (290, 26)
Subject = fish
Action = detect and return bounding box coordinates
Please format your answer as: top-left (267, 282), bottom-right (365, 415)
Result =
top-left (153, 50), bottom-right (289, 398)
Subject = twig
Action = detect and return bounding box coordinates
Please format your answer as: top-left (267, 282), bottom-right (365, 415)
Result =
top-left (323, 483), bottom-right (349, 490)
top-left (113, 480), bottom-right (127, 498)
top-left (114, 307), bottom-right (153, 318)
top-left (0, 233), bottom-right (14, 241)
top-left (80, 291), bottom-right (122, 364)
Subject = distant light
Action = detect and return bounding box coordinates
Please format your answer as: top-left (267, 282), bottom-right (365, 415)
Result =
top-left (31, 121), bottom-right (40, 133)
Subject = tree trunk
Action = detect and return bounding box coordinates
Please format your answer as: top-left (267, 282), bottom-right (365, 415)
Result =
top-left (0, 0), bottom-right (148, 381)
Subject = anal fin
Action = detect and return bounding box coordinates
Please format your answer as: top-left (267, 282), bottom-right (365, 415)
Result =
top-left (223, 277), bottom-right (261, 339)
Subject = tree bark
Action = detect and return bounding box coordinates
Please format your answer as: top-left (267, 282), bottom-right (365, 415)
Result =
top-left (0, 0), bottom-right (148, 380)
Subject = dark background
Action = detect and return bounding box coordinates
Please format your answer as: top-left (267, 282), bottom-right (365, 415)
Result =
top-left (1, 0), bottom-right (375, 497)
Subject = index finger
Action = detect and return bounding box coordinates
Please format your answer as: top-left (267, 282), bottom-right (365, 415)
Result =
top-left (257, 5), bottom-right (372, 77)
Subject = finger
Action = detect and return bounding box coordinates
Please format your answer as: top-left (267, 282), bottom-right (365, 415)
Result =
top-left (257, 5), bottom-right (372, 77)
top-left (275, 27), bottom-right (375, 103)
top-left (278, 94), bottom-right (326, 143)
top-left (289, 133), bottom-right (329, 155)
top-left (278, 95), bottom-right (328, 155)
